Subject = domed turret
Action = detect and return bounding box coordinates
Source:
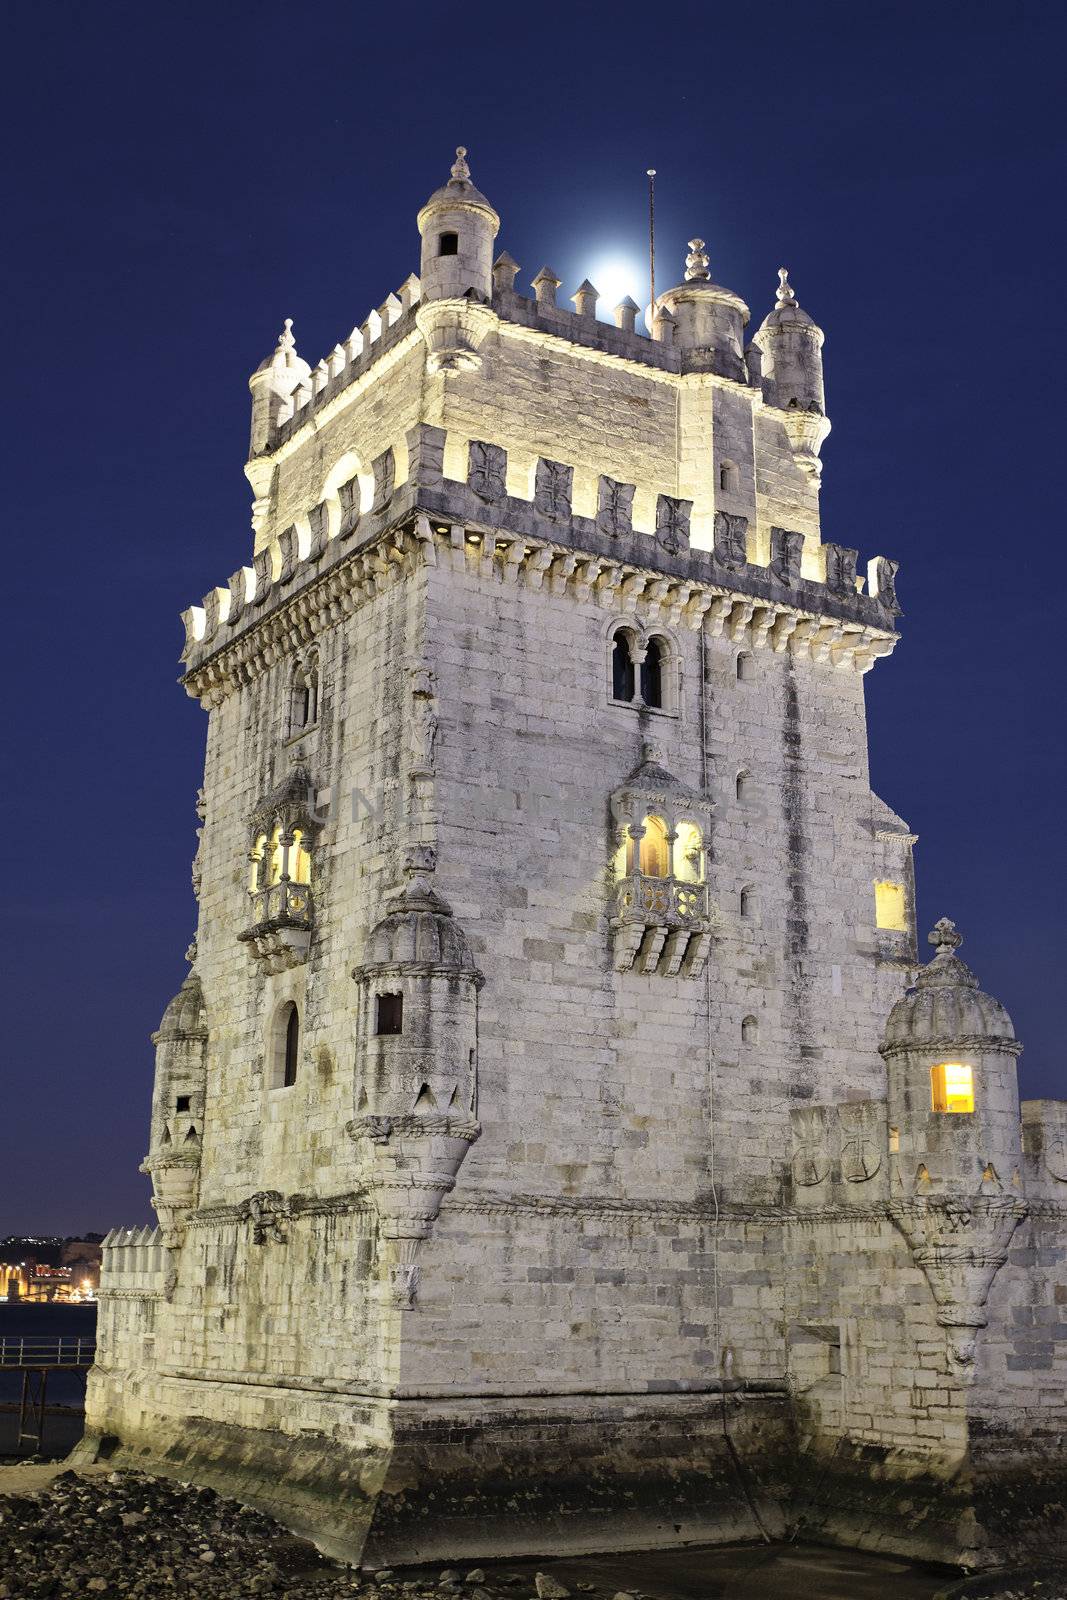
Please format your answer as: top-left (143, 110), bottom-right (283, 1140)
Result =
top-left (417, 146), bottom-right (500, 304)
top-left (247, 319), bottom-right (311, 457)
top-left (752, 270), bottom-right (830, 481)
top-left (655, 238), bottom-right (750, 379)
top-left (881, 918), bottom-right (1022, 1195)
top-left (152, 972), bottom-right (208, 1044)
top-left (753, 268), bottom-right (826, 413)
top-left (348, 847), bottom-right (483, 1309)
top-left (142, 969), bottom-right (210, 1247)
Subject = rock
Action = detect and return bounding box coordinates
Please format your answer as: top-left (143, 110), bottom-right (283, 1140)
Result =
top-left (535, 1576), bottom-right (570, 1600)
top-left (87, 1583), bottom-right (108, 1594)
top-left (199, 1550), bottom-right (217, 1563)
top-left (374, 1572), bottom-right (396, 1583)
top-left (576, 1587), bottom-right (595, 1594)
top-left (471, 1588), bottom-right (496, 1600)
top-left (440, 1574), bottom-right (461, 1585)
top-left (465, 1572), bottom-right (486, 1585)
top-left (120, 1511), bottom-right (146, 1528)
top-left (612, 1592), bottom-right (637, 1600)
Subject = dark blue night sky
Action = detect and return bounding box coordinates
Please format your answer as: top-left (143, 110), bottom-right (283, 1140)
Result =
top-left (3, 2), bottom-right (1064, 1232)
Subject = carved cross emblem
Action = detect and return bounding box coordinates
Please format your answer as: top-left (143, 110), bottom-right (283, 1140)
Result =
top-left (468, 440), bottom-right (506, 503)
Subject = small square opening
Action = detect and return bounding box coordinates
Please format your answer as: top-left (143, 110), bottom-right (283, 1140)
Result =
top-left (931, 1062), bottom-right (974, 1114)
top-left (438, 232), bottom-right (458, 257)
top-left (375, 992), bottom-right (404, 1036)
top-left (175, 1095), bottom-right (191, 1113)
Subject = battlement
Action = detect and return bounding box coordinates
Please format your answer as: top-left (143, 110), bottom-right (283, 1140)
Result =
top-left (183, 424), bottom-right (899, 701)
top-left (255, 268), bottom-right (807, 463)
top-left (99, 1226), bottom-right (167, 1298)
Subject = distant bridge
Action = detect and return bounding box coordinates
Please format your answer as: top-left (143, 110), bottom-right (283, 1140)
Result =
top-left (0, 1337), bottom-right (96, 1450)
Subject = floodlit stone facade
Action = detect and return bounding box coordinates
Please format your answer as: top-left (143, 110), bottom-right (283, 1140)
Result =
top-left (84, 149), bottom-right (1067, 1571)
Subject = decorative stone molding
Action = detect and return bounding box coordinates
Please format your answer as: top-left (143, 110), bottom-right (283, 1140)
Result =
top-left (241, 1190), bottom-right (291, 1246)
top-left (889, 1195), bottom-right (1028, 1367)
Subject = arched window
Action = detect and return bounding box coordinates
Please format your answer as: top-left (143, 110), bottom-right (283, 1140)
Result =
top-left (640, 636), bottom-right (666, 709)
top-left (611, 629), bottom-right (636, 702)
top-left (290, 829), bottom-right (311, 887)
top-left (438, 231), bottom-right (459, 257)
top-left (735, 770), bottom-right (752, 805)
top-left (267, 824), bottom-right (284, 885)
top-left (636, 816), bottom-right (670, 878)
top-left (736, 652), bottom-right (755, 683)
top-left (673, 821), bottom-right (704, 883)
top-left (740, 886), bottom-right (756, 920)
top-left (741, 1014), bottom-right (759, 1045)
top-left (719, 460), bottom-right (739, 494)
top-left (270, 1002), bottom-right (300, 1089)
top-left (249, 833), bottom-right (268, 893)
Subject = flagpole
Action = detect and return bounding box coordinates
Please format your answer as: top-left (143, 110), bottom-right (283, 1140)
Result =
top-left (647, 167), bottom-right (657, 337)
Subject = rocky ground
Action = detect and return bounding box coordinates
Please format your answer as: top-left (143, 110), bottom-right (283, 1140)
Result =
top-left (1, 1465), bottom-right (1061, 1599)
top-left (0, 1469), bottom-right (628, 1600)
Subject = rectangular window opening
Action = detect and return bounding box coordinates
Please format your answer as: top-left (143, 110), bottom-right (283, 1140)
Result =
top-left (375, 992), bottom-right (404, 1036)
top-left (874, 880), bottom-right (907, 932)
top-left (931, 1062), bottom-right (975, 1114)
top-left (175, 1095), bottom-right (191, 1113)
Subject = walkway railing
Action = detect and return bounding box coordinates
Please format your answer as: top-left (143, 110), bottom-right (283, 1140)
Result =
top-left (0, 1336), bottom-right (96, 1369)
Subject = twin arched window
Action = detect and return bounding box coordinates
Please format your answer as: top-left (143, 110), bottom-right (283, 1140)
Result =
top-left (620, 815), bottom-right (705, 883)
top-left (249, 826), bottom-right (311, 894)
top-left (611, 628), bottom-right (671, 711)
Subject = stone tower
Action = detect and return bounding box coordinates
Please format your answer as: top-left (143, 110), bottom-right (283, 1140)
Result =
top-left (85, 150), bottom-right (1067, 1570)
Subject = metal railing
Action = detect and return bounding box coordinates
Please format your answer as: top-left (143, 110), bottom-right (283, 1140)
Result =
top-left (0, 1336), bottom-right (96, 1369)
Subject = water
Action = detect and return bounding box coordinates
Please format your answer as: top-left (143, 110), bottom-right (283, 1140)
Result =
top-left (0, 1301), bottom-right (96, 1457)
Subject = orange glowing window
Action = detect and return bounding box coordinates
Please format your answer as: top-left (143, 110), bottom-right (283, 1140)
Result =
top-left (931, 1062), bottom-right (974, 1114)
top-left (637, 816), bottom-right (670, 878)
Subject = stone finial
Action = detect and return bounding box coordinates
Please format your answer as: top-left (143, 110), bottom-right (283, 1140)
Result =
top-left (571, 279), bottom-right (599, 319)
top-left (450, 145), bottom-right (471, 183)
top-left (492, 252), bottom-right (520, 293)
top-left (531, 266), bottom-right (562, 309)
top-left (928, 917), bottom-right (962, 956)
top-left (775, 267), bottom-right (798, 310)
top-left (614, 295), bottom-right (639, 333)
top-left (278, 317), bottom-right (296, 354)
top-left (685, 239), bottom-right (711, 282)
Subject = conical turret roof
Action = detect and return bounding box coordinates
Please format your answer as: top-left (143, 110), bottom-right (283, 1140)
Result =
top-left (881, 919), bottom-right (1018, 1055)
top-left (417, 146), bottom-right (499, 228)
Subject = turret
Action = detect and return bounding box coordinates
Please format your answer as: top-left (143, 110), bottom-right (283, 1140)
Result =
top-left (247, 319), bottom-right (311, 458)
top-left (655, 238), bottom-right (750, 380)
top-left (347, 847), bottom-right (483, 1308)
top-left (881, 918), bottom-right (1027, 1367)
top-left (416, 146), bottom-right (500, 304)
top-left (751, 270), bottom-right (830, 482)
top-left (882, 917), bottom-right (1022, 1196)
top-left (140, 970), bottom-right (209, 1248)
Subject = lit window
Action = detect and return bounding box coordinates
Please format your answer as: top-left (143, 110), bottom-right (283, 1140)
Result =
top-left (875, 880), bottom-right (907, 932)
top-left (375, 993), bottom-right (404, 1036)
top-left (267, 825), bottom-right (284, 886)
top-left (673, 821), bottom-right (704, 883)
top-left (290, 829), bottom-right (311, 887)
top-left (249, 832), bottom-right (268, 892)
top-left (931, 1062), bottom-right (974, 1114)
top-left (888, 1126), bottom-right (900, 1152)
top-left (629, 815), bottom-right (669, 878)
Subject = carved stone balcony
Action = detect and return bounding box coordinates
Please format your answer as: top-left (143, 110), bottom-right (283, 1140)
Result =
top-left (611, 872), bottom-right (712, 977)
top-left (238, 881), bottom-right (314, 972)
